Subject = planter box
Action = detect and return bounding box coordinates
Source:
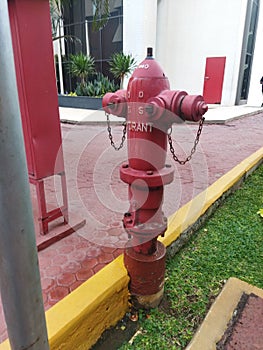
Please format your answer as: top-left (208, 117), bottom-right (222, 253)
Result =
top-left (58, 95), bottom-right (103, 110)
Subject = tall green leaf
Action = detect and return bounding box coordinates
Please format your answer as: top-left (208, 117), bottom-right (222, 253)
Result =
top-left (109, 52), bottom-right (137, 88)
top-left (68, 52), bottom-right (95, 85)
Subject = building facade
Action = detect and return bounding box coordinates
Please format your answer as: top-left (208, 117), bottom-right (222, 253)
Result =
top-left (57, 0), bottom-right (262, 106)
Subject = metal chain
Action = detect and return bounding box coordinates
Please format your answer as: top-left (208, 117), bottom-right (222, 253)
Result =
top-left (106, 112), bottom-right (127, 151)
top-left (168, 117), bottom-right (205, 165)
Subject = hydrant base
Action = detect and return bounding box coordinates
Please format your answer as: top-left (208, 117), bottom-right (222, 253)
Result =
top-left (124, 241), bottom-right (166, 308)
top-left (130, 286), bottom-right (165, 309)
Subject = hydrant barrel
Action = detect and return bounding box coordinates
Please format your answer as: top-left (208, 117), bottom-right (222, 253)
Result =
top-left (126, 51), bottom-right (170, 171)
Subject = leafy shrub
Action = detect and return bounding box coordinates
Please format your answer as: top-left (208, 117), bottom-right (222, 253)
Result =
top-left (68, 52), bottom-right (95, 86)
top-left (109, 52), bottom-right (136, 88)
top-left (75, 73), bottom-right (119, 97)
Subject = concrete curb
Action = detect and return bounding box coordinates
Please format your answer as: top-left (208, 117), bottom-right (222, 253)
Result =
top-left (161, 146), bottom-right (263, 250)
top-left (204, 109), bottom-right (262, 124)
top-left (59, 106), bottom-right (263, 125)
top-left (186, 277), bottom-right (263, 350)
top-left (0, 256), bottom-right (129, 350)
top-left (1, 146), bottom-right (263, 349)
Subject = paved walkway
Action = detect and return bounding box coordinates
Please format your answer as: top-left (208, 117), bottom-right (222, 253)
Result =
top-left (59, 104), bottom-right (261, 124)
top-left (0, 105), bottom-right (263, 343)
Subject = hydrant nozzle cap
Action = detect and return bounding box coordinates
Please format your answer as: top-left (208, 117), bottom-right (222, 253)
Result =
top-left (147, 47), bottom-right (153, 58)
top-left (199, 102), bottom-right (208, 115)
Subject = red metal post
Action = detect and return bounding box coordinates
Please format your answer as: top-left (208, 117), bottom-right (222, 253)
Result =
top-left (103, 48), bottom-right (207, 308)
top-left (8, 0), bottom-right (68, 235)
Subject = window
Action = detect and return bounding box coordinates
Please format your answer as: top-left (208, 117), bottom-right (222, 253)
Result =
top-left (237, 0), bottom-right (259, 103)
top-left (62, 0), bottom-right (123, 92)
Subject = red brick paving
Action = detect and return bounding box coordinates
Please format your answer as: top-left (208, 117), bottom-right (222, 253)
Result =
top-left (218, 293), bottom-right (263, 350)
top-left (0, 113), bottom-right (263, 343)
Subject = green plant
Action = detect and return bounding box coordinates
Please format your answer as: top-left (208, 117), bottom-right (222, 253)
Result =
top-left (68, 52), bottom-right (95, 86)
top-left (91, 0), bottom-right (110, 31)
top-left (109, 52), bottom-right (137, 89)
top-left (75, 73), bottom-right (119, 97)
top-left (75, 83), bottom-right (89, 96)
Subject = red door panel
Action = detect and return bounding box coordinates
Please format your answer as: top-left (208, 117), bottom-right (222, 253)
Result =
top-left (203, 57), bottom-right (226, 104)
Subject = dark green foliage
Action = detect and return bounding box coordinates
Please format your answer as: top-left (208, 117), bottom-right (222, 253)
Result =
top-left (91, 0), bottom-right (110, 31)
top-left (75, 73), bottom-right (119, 97)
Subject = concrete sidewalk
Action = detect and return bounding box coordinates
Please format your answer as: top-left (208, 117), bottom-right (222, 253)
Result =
top-left (0, 106), bottom-right (263, 348)
top-left (59, 104), bottom-right (263, 124)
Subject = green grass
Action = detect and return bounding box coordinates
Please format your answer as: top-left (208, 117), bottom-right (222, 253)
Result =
top-left (119, 163), bottom-right (263, 350)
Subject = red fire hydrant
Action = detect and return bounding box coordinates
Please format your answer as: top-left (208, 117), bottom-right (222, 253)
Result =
top-left (103, 48), bottom-right (207, 308)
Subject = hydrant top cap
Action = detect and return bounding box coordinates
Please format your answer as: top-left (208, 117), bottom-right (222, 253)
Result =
top-left (147, 47), bottom-right (153, 58)
top-left (132, 54), bottom-right (167, 79)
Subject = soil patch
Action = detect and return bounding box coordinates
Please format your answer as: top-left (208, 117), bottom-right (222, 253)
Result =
top-left (91, 293), bottom-right (172, 349)
top-left (91, 311), bottom-right (139, 350)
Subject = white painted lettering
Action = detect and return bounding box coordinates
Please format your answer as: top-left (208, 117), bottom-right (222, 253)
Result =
top-left (131, 121), bottom-right (136, 131)
top-left (138, 106), bottom-right (144, 115)
top-left (127, 121), bottom-right (153, 133)
top-left (142, 123), bottom-right (148, 132)
top-left (138, 64), bottom-right (150, 70)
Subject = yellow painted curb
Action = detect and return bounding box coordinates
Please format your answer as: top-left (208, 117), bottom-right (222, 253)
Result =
top-left (186, 277), bottom-right (263, 350)
top-left (160, 146), bottom-right (263, 247)
top-left (0, 255), bottom-right (129, 350)
top-left (0, 147), bottom-right (262, 349)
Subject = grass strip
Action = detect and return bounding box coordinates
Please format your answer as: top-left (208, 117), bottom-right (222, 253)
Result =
top-left (119, 163), bottom-right (263, 350)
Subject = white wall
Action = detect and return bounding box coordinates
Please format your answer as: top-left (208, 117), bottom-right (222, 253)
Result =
top-left (247, 3), bottom-right (263, 107)
top-left (123, 0), bottom-right (263, 106)
top-left (123, 0), bottom-right (158, 87)
top-left (155, 0), bottom-right (248, 105)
